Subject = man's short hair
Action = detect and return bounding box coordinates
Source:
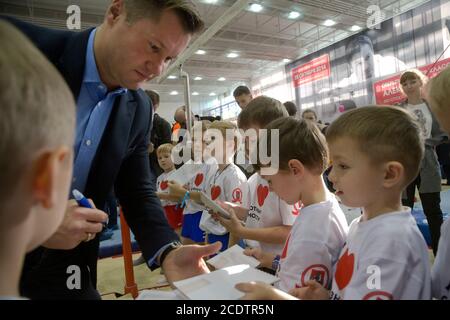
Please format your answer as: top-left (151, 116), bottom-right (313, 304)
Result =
top-left (0, 21), bottom-right (76, 203)
top-left (255, 117), bottom-right (329, 175)
top-left (237, 96), bottom-right (288, 129)
top-left (124, 0), bottom-right (204, 34)
top-left (326, 106), bottom-right (424, 186)
top-left (283, 101), bottom-right (297, 116)
top-left (145, 90), bottom-right (160, 107)
top-left (233, 85), bottom-right (251, 98)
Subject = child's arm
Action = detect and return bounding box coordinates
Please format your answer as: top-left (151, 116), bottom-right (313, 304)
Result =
top-left (235, 282), bottom-right (299, 300)
top-left (243, 247), bottom-right (275, 269)
top-left (215, 210), bottom-right (290, 244)
top-left (156, 192), bottom-right (181, 202)
top-left (167, 181), bottom-right (203, 204)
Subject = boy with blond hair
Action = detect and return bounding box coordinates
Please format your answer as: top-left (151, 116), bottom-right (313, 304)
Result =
top-left (0, 21), bottom-right (75, 298)
top-left (216, 96), bottom-right (298, 258)
top-left (155, 143), bottom-right (183, 232)
top-left (293, 106), bottom-right (431, 300)
top-left (235, 116), bottom-right (348, 296)
top-left (428, 66), bottom-right (450, 299)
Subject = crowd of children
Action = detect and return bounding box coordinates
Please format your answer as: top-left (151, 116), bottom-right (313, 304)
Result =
top-left (3, 16), bottom-right (450, 300)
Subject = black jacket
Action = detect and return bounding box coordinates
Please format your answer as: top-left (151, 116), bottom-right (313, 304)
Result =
top-left (2, 16), bottom-right (179, 299)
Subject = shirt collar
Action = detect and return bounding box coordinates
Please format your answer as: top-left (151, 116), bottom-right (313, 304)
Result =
top-left (83, 29), bottom-right (127, 98)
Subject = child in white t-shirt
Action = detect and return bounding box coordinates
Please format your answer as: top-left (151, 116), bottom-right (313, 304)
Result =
top-left (155, 143), bottom-right (183, 233)
top-left (167, 121), bottom-right (218, 245)
top-left (233, 116), bottom-right (348, 295)
top-left (287, 106), bottom-right (431, 300)
top-left (428, 66), bottom-right (450, 299)
top-left (199, 121), bottom-right (247, 251)
top-left (215, 97), bottom-right (297, 257)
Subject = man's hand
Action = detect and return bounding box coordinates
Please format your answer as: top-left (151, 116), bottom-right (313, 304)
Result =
top-left (243, 247), bottom-right (274, 269)
top-left (162, 242), bottom-right (222, 285)
top-left (42, 199), bottom-right (108, 250)
top-left (289, 280), bottom-right (330, 300)
top-left (235, 281), bottom-right (298, 300)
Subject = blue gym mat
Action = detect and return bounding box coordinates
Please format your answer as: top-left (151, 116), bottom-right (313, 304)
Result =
top-left (98, 216), bottom-right (140, 259)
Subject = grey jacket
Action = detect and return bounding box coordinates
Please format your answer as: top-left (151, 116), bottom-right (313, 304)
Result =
top-left (399, 100), bottom-right (448, 193)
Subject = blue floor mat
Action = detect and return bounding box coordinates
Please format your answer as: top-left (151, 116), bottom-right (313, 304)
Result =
top-left (411, 189), bottom-right (450, 247)
top-left (98, 218), bottom-right (140, 259)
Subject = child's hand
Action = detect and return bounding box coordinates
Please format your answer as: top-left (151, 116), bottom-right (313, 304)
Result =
top-left (243, 247), bottom-right (274, 269)
top-left (213, 209), bottom-right (243, 234)
top-left (168, 181), bottom-right (186, 198)
top-left (288, 280), bottom-right (330, 300)
top-left (235, 281), bottom-right (298, 300)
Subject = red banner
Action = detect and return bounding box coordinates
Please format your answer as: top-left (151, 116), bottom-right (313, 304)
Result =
top-left (374, 57), bottom-right (450, 105)
top-left (291, 54), bottom-right (330, 87)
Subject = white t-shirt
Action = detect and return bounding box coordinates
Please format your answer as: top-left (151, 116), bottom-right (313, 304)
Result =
top-left (330, 208), bottom-right (431, 300)
top-left (276, 192), bottom-right (348, 292)
top-left (244, 173), bottom-right (298, 255)
top-left (432, 218), bottom-right (450, 299)
top-left (157, 169), bottom-right (177, 207)
top-left (200, 163), bottom-right (248, 235)
top-left (406, 103), bottom-right (432, 140)
top-left (183, 160), bottom-right (218, 215)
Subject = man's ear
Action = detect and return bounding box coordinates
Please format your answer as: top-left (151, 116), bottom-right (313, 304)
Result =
top-left (31, 147), bottom-right (72, 209)
top-left (287, 159), bottom-right (304, 177)
top-left (105, 0), bottom-right (125, 25)
top-left (383, 161), bottom-right (404, 188)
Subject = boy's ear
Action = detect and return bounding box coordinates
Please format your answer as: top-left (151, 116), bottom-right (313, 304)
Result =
top-left (106, 0), bottom-right (124, 25)
top-left (383, 161), bottom-right (404, 188)
top-left (287, 159), bottom-right (304, 177)
top-left (32, 147), bottom-right (72, 209)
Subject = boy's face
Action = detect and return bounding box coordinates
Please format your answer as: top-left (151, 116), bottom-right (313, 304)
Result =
top-left (157, 151), bottom-right (174, 172)
top-left (235, 94), bottom-right (252, 109)
top-left (261, 169), bottom-right (299, 205)
top-left (328, 137), bottom-right (385, 208)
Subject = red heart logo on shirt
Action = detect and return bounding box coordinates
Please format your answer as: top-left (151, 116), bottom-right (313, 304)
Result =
top-left (194, 173), bottom-right (204, 186)
top-left (292, 202), bottom-right (302, 216)
top-left (334, 248), bottom-right (355, 290)
top-left (257, 184), bottom-right (269, 206)
top-left (160, 180), bottom-right (168, 190)
top-left (211, 185), bottom-right (221, 200)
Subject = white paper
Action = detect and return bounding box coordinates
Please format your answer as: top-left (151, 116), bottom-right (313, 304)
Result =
top-left (173, 264), bottom-right (279, 300)
top-left (207, 245), bottom-right (260, 269)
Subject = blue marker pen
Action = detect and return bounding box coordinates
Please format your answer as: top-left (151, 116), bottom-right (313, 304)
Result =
top-left (72, 189), bottom-right (93, 209)
top-left (72, 189), bottom-right (108, 227)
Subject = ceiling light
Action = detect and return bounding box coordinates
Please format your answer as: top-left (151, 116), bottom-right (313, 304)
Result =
top-left (227, 52), bottom-right (239, 58)
top-left (194, 76), bottom-right (203, 80)
top-left (167, 75), bottom-right (177, 79)
top-left (204, 0), bottom-right (218, 4)
top-left (249, 4), bottom-right (263, 13)
top-left (218, 77), bottom-right (226, 81)
top-left (192, 92), bottom-right (199, 96)
top-left (209, 92), bottom-right (216, 96)
top-left (170, 91), bottom-right (178, 95)
top-left (195, 49), bottom-right (206, 55)
top-left (283, 58), bottom-right (291, 63)
top-left (323, 19), bottom-right (336, 27)
top-left (288, 11), bottom-right (300, 19)
top-left (350, 25), bottom-right (361, 32)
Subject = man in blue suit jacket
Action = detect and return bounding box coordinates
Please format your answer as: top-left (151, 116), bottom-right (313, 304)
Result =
top-left (2, 0), bottom-right (220, 299)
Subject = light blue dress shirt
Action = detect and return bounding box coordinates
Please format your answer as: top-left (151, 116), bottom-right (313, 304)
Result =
top-left (71, 28), bottom-right (127, 193)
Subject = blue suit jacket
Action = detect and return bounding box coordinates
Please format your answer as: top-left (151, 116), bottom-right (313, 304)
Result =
top-left (2, 16), bottom-right (179, 299)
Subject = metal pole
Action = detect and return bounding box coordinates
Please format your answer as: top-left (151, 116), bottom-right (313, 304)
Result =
top-left (180, 65), bottom-right (192, 133)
